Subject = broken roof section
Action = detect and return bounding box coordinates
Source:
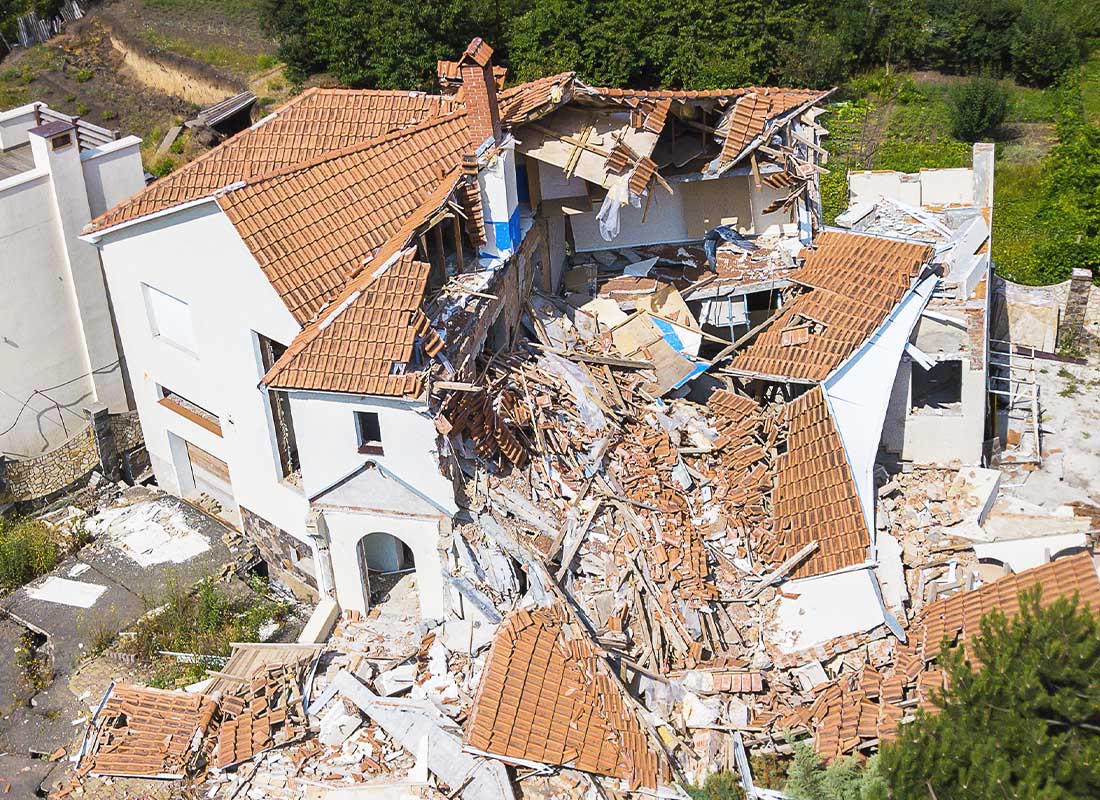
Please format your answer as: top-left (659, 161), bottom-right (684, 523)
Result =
top-left (467, 603), bottom-right (666, 789)
top-left (732, 230), bottom-right (934, 382)
top-left (82, 685), bottom-right (219, 779)
top-left (792, 552), bottom-right (1100, 760)
top-left (262, 248), bottom-right (445, 397)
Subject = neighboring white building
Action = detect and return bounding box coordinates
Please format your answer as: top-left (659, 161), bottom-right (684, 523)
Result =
top-left (0, 102), bottom-right (143, 458)
top-left (82, 38), bottom-right (834, 619)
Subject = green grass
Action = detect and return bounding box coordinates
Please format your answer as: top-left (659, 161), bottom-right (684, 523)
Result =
top-left (990, 161), bottom-right (1048, 284)
top-left (125, 575), bottom-right (291, 688)
top-left (0, 517), bottom-right (58, 594)
top-left (1082, 49), bottom-right (1100, 124)
top-left (139, 29), bottom-right (271, 74)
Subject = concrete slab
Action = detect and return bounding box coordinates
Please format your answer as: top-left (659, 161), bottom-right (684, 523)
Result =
top-left (0, 491), bottom-right (236, 757)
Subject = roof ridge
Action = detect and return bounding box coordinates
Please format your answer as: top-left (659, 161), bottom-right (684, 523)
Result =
top-left (220, 107), bottom-right (469, 196)
top-left (85, 87), bottom-right (324, 233)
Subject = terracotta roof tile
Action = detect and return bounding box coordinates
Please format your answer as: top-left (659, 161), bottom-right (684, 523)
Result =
top-left (801, 553), bottom-right (1100, 760)
top-left (85, 686), bottom-right (219, 778)
top-left (770, 386), bottom-right (868, 578)
top-left (263, 248), bottom-right (444, 396)
top-left (87, 89), bottom-right (457, 235)
top-left (734, 231), bottom-right (933, 382)
top-left (219, 111), bottom-right (470, 324)
top-left (467, 603), bottom-right (665, 789)
top-left (716, 88), bottom-right (830, 166)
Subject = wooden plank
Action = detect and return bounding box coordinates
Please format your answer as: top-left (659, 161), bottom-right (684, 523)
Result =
top-left (162, 397), bottom-right (222, 436)
top-left (185, 440), bottom-right (231, 483)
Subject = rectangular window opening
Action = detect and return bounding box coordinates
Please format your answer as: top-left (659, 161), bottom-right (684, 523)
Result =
top-left (355, 411), bottom-right (384, 455)
top-left (157, 385), bottom-right (221, 436)
top-left (258, 334), bottom-right (301, 480)
top-left (142, 283), bottom-right (198, 354)
top-left (911, 359), bottom-right (963, 410)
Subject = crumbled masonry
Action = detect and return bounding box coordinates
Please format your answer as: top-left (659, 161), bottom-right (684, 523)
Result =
top-left (53, 36), bottom-right (1100, 800)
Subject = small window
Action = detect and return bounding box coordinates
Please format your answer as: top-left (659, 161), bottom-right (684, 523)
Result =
top-left (355, 411), bottom-right (384, 455)
top-left (51, 132), bottom-right (72, 151)
top-left (912, 360), bottom-right (963, 410)
top-left (143, 283), bottom-right (197, 353)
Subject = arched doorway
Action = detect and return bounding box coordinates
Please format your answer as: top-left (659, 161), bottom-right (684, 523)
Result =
top-left (356, 532), bottom-right (420, 619)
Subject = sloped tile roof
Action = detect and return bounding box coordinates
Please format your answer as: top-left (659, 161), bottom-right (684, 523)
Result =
top-left (797, 552), bottom-right (1100, 760)
top-left (86, 89), bottom-right (456, 234)
top-left (734, 231), bottom-right (933, 382)
top-left (467, 604), bottom-right (665, 789)
top-left (498, 72), bottom-right (575, 124)
top-left (769, 386), bottom-right (868, 578)
top-left (218, 111), bottom-right (470, 324)
top-left (262, 248), bottom-right (444, 396)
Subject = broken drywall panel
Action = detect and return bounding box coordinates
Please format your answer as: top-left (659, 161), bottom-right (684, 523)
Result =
top-left (773, 569), bottom-right (886, 654)
top-left (332, 671), bottom-right (514, 800)
top-left (517, 106), bottom-right (660, 191)
top-left (974, 533), bottom-right (1089, 574)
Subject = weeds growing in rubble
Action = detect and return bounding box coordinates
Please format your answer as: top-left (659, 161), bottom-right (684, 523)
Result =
top-left (125, 575), bottom-right (291, 688)
top-left (16, 630), bottom-right (51, 694)
top-left (0, 516), bottom-right (58, 594)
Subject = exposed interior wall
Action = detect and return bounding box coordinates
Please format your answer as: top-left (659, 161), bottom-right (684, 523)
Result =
top-left (98, 203), bottom-right (311, 545)
top-left (567, 174), bottom-right (798, 252)
top-left (883, 314), bottom-right (986, 465)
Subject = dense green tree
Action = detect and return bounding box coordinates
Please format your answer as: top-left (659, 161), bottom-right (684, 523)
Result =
top-left (878, 588), bottom-right (1100, 799)
top-left (1010, 2), bottom-right (1079, 87)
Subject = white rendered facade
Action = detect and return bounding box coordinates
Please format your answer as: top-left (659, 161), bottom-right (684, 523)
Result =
top-left (0, 103), bottom-right (143, 457)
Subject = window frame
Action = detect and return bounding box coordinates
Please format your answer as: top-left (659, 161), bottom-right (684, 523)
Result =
top-left (142, 283), bottom-right (198, 355)
top-left (355, 410), bottom-right (384, 456)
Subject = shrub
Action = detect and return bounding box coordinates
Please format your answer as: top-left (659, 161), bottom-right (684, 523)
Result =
top-left (0, 517), bottom-right (58, 593)
top-left (73, 68), bottom-right (93, 83)
top-left (948, 78), bottom-right (1008, 141)
top-left (150, 156), bottom-right (175, 178)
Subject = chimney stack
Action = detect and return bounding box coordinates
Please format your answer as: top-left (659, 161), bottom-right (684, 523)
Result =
top-left (459, 38), bottom-right (501, 152)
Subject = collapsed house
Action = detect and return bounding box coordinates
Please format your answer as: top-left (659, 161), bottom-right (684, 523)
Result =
top-left (70, 36), bottom-right (1100, 800)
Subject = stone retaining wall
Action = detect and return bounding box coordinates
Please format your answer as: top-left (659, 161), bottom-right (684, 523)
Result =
top-left (0, 407), bottom-right (146, 505)
top-left (241, 506), bottom-right (320, 601)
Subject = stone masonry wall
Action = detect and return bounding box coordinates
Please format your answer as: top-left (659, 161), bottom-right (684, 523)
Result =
top-left (241, 506), bottom-right (320, 601)
top-left (1, 424), bottom-right (99, 502)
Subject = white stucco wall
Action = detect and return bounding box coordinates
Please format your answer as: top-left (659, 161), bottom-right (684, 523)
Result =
top-left (289, 391), bottom-right (456, 515)
top-left (0, 127), bottom-right (140, 457)
top-left (96, 203), bottom-right (311, 543)
top-left (323, 508), bottom-right (446, 619)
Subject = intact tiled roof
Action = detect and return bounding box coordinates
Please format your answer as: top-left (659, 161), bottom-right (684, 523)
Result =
top-left (84, 686), bottom-right (219, 778)
top-left (797, 552), bottom-right (1100, 760)
top-left (734, 231), bottom-right (933, 382)
top-left (263, 248), bottom-right (445, 396)
top-left (86, 89), bottom-right (456, 234)
top-left (218, 111), bottom-right (470, 324)
top-left (467, 604), bottom-right (665, 789)
top-left (769, 386), bottom-right (868, 578)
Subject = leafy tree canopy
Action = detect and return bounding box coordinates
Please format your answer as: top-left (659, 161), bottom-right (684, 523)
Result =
top-left (878, 588), bottom-right (1100, 799)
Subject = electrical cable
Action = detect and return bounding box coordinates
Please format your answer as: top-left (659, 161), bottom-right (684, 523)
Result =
top-left (0, 360), bottom-right (121, 437)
